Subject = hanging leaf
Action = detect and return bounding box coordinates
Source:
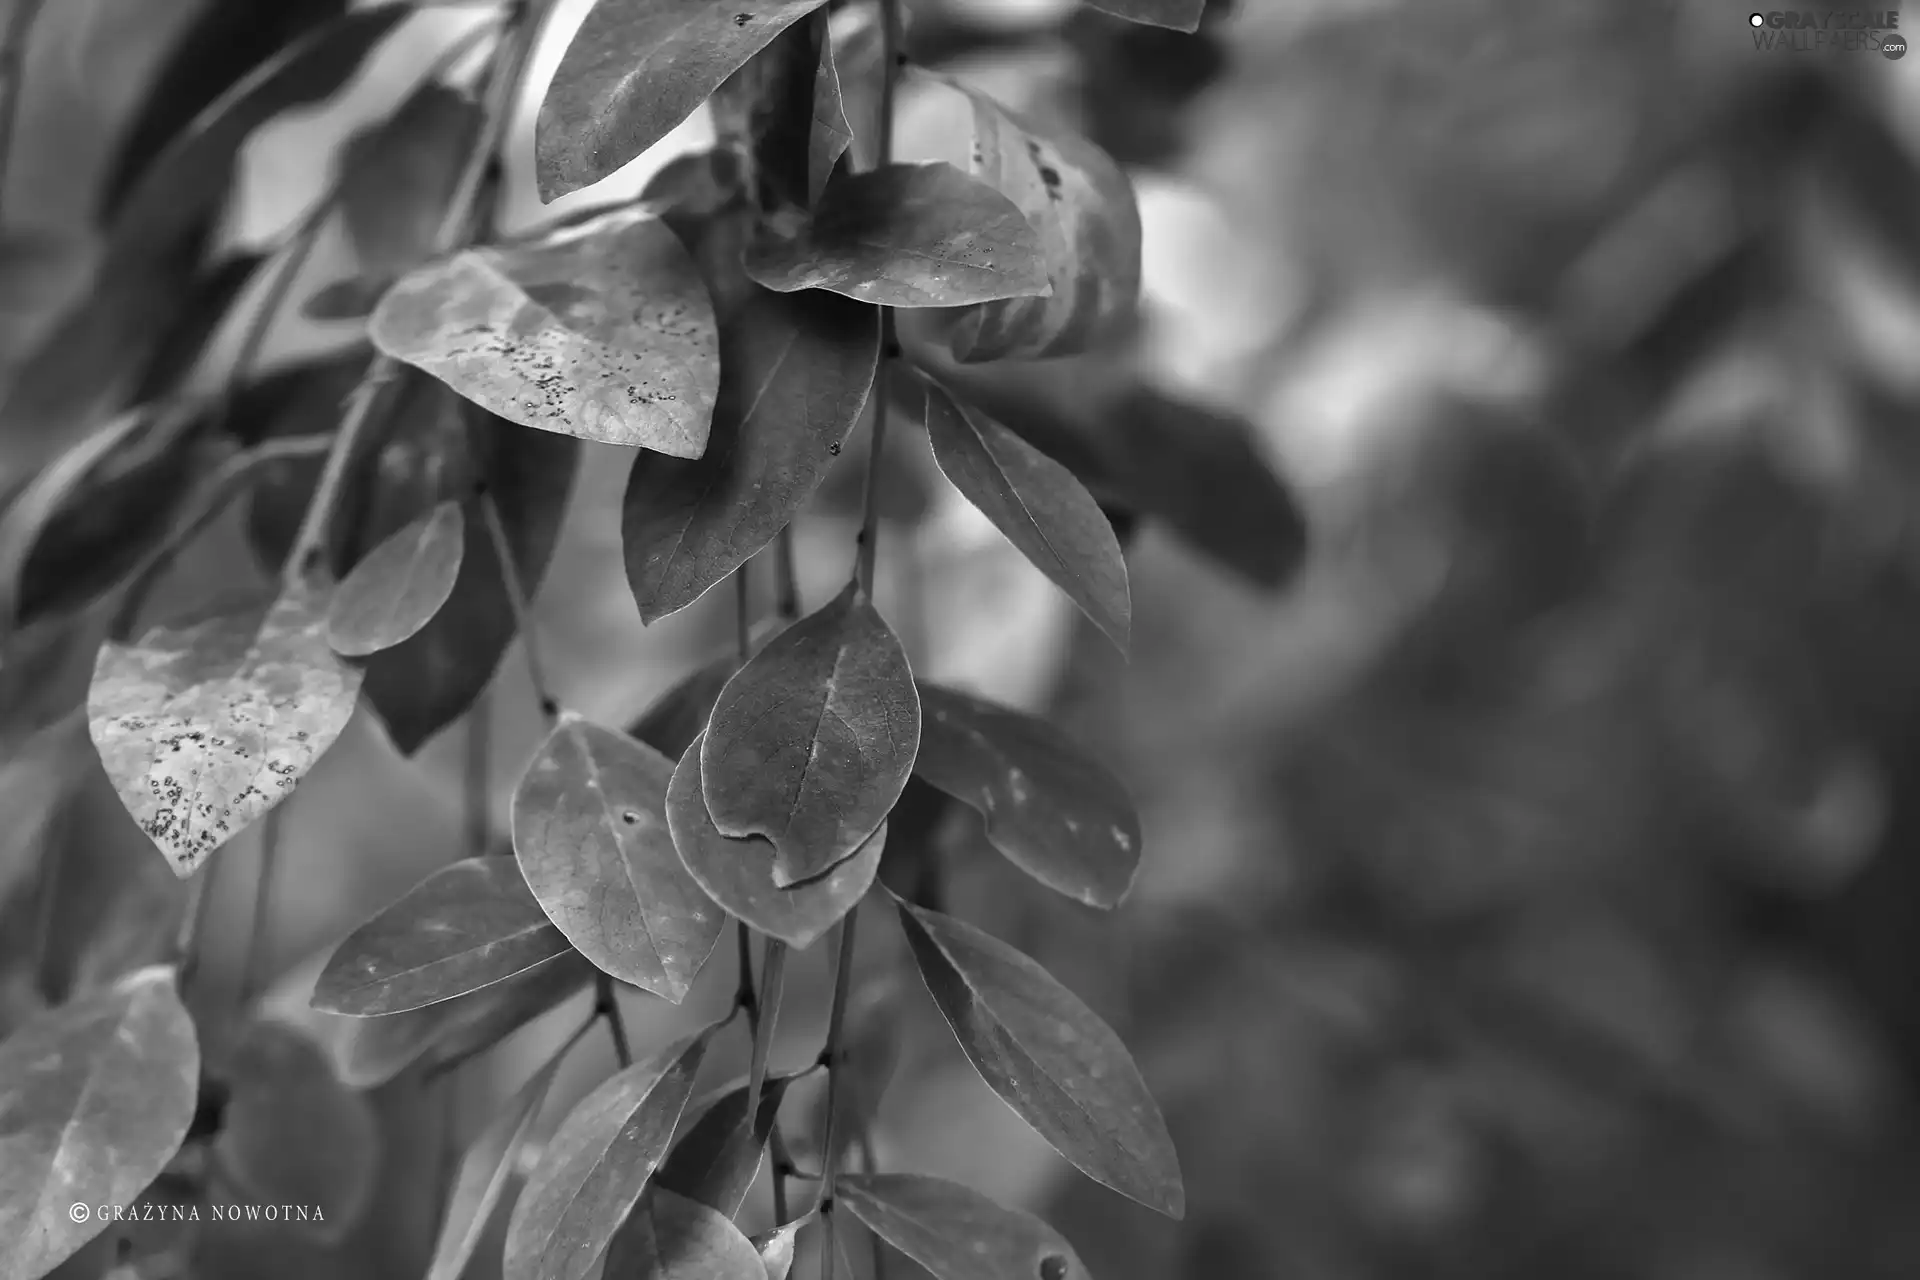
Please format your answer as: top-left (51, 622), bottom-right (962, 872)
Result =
top-left (1080, 0), bottom-right (1204, 32)
top-left (939, 79), bottom-right (1141, 363)
top-left (0, 401), bottom-right (198, 635)
top-left (341, 379), bottom-right (577, 755)
top-left (211, 1018), bottom-right (379, 1241)
top-left (108, 5), bottom-right (411, 269)
top-left (895, 900), bottom-right (1183, 1218)
top-left (912, 372), bottom-right (1130, 653)
top-left (909, 360), bottom-right (1307, 589)
top-left (338, 81), bottom-right (484, 279)
top-left (87, 582), bottom-right (364, 877)
top-left (837, 1173), bottom-right (1091, 1280)
top-left (370, 207), bottom-right (721, 456)
top-left (623, 286), bottom-right (878, 623)
top-left (98, 0), bottom-right (351, 218)
top-left (512, 718), bottom-right (726, 1003)
top-left (536, 0), bottom-right (834, 202)
top-left (913, 682), bottom-right (1140, 908)
top-left (750, 1213), bottom-right (811, 1280)
top-left (426, 1050), bottom-right (567, 1280)
top-left (744, 163), bottom-right (1052, 308)
top-left (628, 655), bottom-right (737, 760)
top-left (655, 1070), bottom-right (799, 1216)
top-left (332, 951), bottom-right (595, 1089)
top-left (669, 732), bottom-right (884, 948)
top-left (600, 1186), bottom-right (765, 1280)
top-left (739, 12), bottom-right (850, 213)
top-left (0, 965), bottom-right (198, 1280)
top-left (312, 856), bottom-right (573, 1016)
top-left (502, 1028), bottom-right (712, 1280)
top-left (325, 501), bottom-right (466, 657)
top-left (701, 581), bottom-right (920, 885)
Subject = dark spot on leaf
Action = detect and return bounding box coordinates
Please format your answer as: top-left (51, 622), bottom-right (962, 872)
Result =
top-left (829, 442), bottom-right (841, 456)
top-left (622, 810), bottom-right (641, 825)
top-left (733, 11), bottom-right (751, 22)
top-left (1040, 1256), bottom-right (1069, 1280)
top-left (1039, 165), bottom-right (1063, 190)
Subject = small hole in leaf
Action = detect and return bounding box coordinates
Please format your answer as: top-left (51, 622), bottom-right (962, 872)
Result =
top-left (829, 442), bottom-right (842, 456)
top-left (1040, 1256), bottom-right (1069, 1280)
top-left (622, 810), bottom-right (641, 825)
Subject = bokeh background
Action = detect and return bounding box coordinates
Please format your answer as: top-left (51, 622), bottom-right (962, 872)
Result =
top-left (8, 0), bottom-right (1920, 1276)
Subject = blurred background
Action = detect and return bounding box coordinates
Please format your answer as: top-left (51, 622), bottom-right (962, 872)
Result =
top-left (8, 0), bottom-right (1920, 1276)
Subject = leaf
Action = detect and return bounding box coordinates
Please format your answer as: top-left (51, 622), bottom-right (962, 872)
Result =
top-left (0, 965), bottom-right (198, 1280)
top-left (943, 80), bottom-right (1142, 362)
top-left (740, 13), bottom-right (855, 213)
top-left (353, 378), bottom-right (578, 755)
top-left (339, 82), bottom-right (484, 278)
top-left (627, 656), bottom-right (738, 760)
top-left (655, 1070), bottom-right (799, 1216)
top-left (669, 732), bottom-right (884, 949)
top-left (87, 581), bottom-right (364, 877)
top-left (913, 372), bottom-right (1129, 652)
top-left (425, 1049), bottom-right (567, 1280)
top-left (512, 718), bottom-right (726, 1002)
top-left (837, 1173), bottom-right (1091, 1280)
top-left (211, 1018), bottom-right (379, 1241)
top-left (1080, 0), bottom-right (1204, 31)
top-left (745, 163), bottom-right (1052, 308)
top-left (536, 0), bottom-right (834, 202)
top-left (622, 286), bottom-right (878, 623)
top-left (600, 1186), bottom-right (765, 1280)
top-left (895, 900), bottom-right (1183, 1218)
top-left (325, 500), bottom-right (466, 657)
top-left (0, 402), bottom-right (192, 633)
top-left (331, 950), bottom-right (595, 1089)
top-left (912, 683), bottom-right (1140, 908)
top-left (749, 1214), bottom-right (810, 1280)
top-left (98, 0), bottom-right (353, 219)
top-left (701, 581), bottom-right (920, 885)
top-left (108, 5), bottom-right (410, 269)
top-left (501, 1028), bottom-right (711, 1280)
top-left (312, 855), bottom-right (573, 1016)
top-left (370, 207), bottom-right (720, 457)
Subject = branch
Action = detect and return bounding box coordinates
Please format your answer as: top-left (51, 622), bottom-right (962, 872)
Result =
top-left (479, 486), bottom-right (560, 721)
top-left (815, 907), bottom-right (861, 1278)
top-left (0, 0), bottom-right (47, 222)
top-left (595, 969), bottom-right (633, 1068)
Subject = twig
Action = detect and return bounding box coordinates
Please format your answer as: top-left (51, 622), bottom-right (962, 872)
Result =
top-left (464, 692), bottom-right (492, 854)
top-left (170, 869), bottom-right (216, 985)
top-left (733, 563), bottom-right (753, 663)
top-left (743, 938), bottom-right (786, 1131)
top-left (595, 970), bottom-right (633, 1069)
top-left (0, 0), bottom-right (47, 224)
top-left (478, 487), bottom-right (560, 720)
top-left (238, 802), bottom-right (286, 1007)
top-left (815, 908), bottom-right (861, 1279)
top-left (854, 0), bottom-right (904, 602)
top-left (775, 527), bottom-right (801, 621)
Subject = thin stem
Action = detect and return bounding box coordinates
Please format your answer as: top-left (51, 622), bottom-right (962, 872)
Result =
top-left (0, 0), bottom-right (47, 223)
top-left (744, 939), bottom-right (786, 1125)
top-left (775, 527), bottom-right (800, 621)
top-left (733, 563), bottom-right (752, 664)
top-left (238, 802), bottom-right (286, 1007)
top-left (464, 692), bottom-right (492, 854)
top-left (595, 970), bottom-right (633, 1068)
top-left (170, 870), bottom-right (216, 987)
top-left (479, 488), bottom-right (560, 720)
top-left (432, 1070), bottom-right (461, 1253)
top-left (815, 908), bottom-right (861, 1279)
top-left (735, 921), bottom-right (757, 1017)
top-left (854, 0), bottom-right (903, 604)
